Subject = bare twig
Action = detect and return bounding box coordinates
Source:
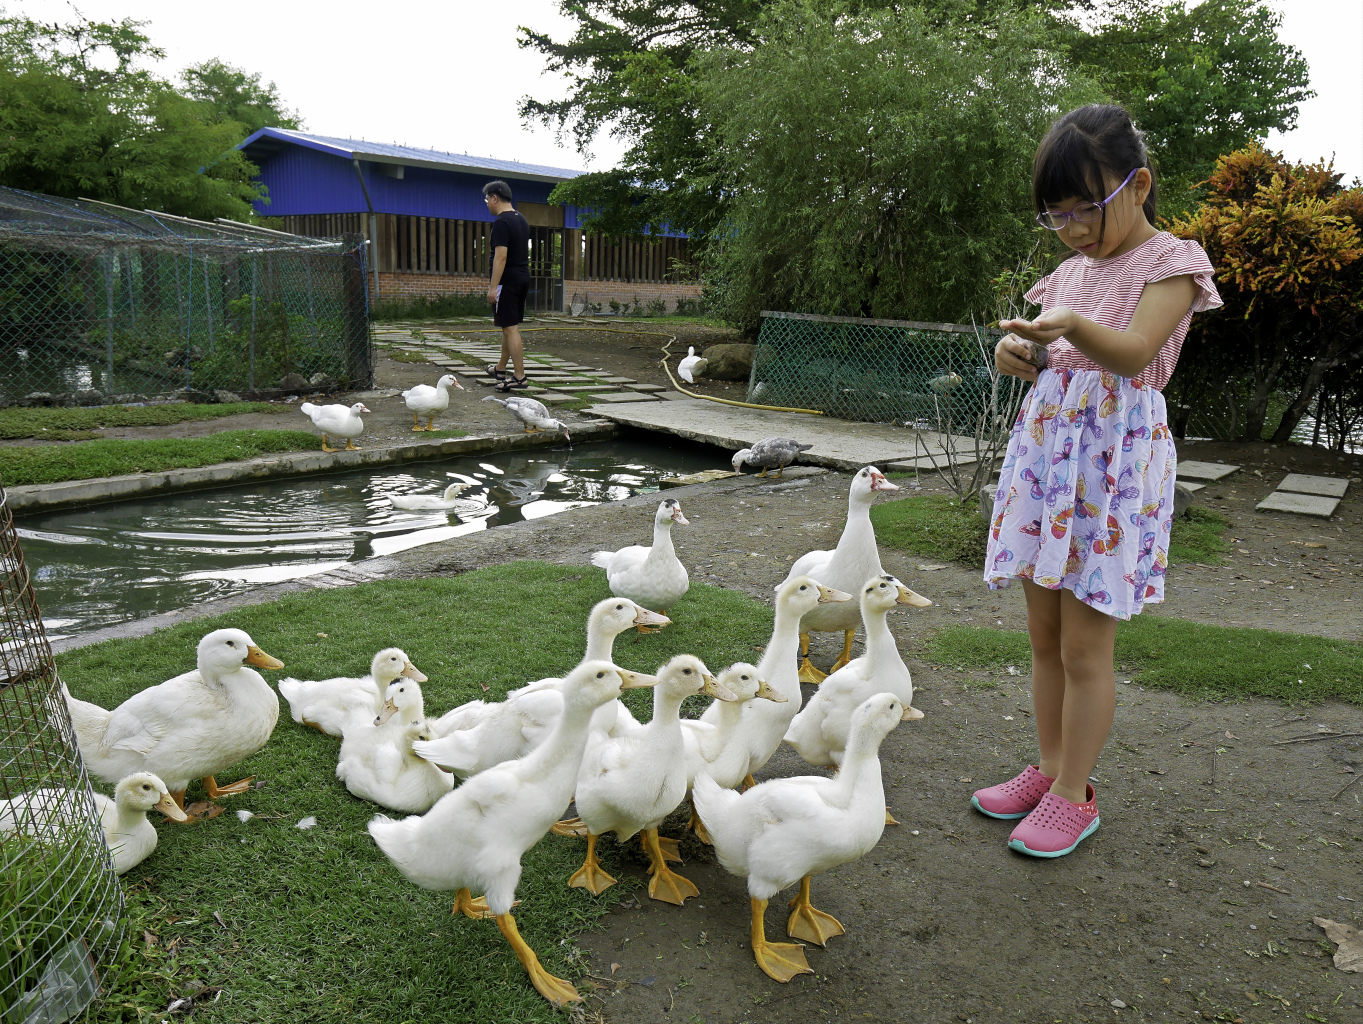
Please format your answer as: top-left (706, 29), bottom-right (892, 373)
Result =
top-left (1257, 882), bottom-right (1290, 894)
top-left (1273, 732), bottom-right (1363, 746)
top-left (1332, 775), bottom-right (1361, 801)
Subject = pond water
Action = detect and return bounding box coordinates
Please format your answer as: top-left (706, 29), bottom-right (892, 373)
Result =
top-left (18, 438), bottom-right (719, 641)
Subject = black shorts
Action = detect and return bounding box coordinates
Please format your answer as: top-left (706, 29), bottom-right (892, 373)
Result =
top-left (493, 273), bottom-right (530, 327)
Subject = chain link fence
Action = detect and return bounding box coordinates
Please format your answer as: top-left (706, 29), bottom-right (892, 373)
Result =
top-left (0, 188), bottom-right (373, 407)
top-left (746, 310), bottom-right (1000, 423)
top-left (1, 483), bottom-right (127, 1020)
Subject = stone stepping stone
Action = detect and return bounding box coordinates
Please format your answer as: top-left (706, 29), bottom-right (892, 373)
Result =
top-left (598, 376), bottom-right (637, 384)
top-left (1178, 461), bottom-right (1240, 482)
top-left (589, 391), bottom-right (660, 403)
top-left (1256, 492), bottom-right (1340, 518)
top-left (660, 469), bottom-right (742, 489)
top-left (549, 384), bottom-right (615, 393)
top-left (627, 383), bottom-right (667, 392)
top-left (657, 390), bottom-right (693, 401)
top-left (1277, 473), bottom-right (1349, 498)
top-left (1180, 481), bottom-right (1205, 493)
top-left (537, 393), bottom-right (583, 405)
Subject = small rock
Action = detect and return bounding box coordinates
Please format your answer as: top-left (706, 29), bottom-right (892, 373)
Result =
top-left (700, 342), bottom-right (755, 381)
top-left (1111, 999), bottom-right (1126, 1009)
top-left (213, 390), bottom-right (243, 404)
top-left (1197, 858), bottom-right (1215, 868)
top-left (1174, 480), bottom-right (1195, 517)
top-left (278, 373), bottom-right (310, 393)
top-left (308, 372), bottom-right (340, 391)
top-left (22, 391), bottom-right (54, 406)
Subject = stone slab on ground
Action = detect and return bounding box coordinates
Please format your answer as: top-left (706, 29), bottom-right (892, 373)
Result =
top-left (627, 383), bottom-right (668, 392)
top-left (1180, 481), bottom-right (1205, 493)
top-left (535, 393), bottom-right (583, 405)
top-left (660, 469), bottom-right (743, 488)
top-left (1178, 460), bottom-right (1240, 482)
top-left (657, 391), bottom-right (692, 401)
top-left (591, 391), bottom-right (661, 403)
top-left (1256, 491), bottom-right (1341, 518)
top-left (588, 397), bottom-right (977, 472)
top-left (598, 376), bottom-right (637, 384)
top-left (1277, 473), bottom-right (1350, 498)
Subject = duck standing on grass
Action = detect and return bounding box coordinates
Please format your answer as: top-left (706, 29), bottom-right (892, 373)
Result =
top-left (731, 437), bottom-right (813, 478)
top-left (693, 692), bottom-right (920, 982)
top-left (278, 647), bottom-right (427, 739)
top-left (300, 401), bottom-right (370, 452)
top-left (591, 498), bottom-right (689, 621)
top-left (0, 772), bottom-right (187, 874)
top-left (784, 466), bottom-right (900, 682)
top-left (401, 373), bottom-right (463, 431)
top-left (482, 395), bottom-right (571, 441)
top-left (368, 661), bottom-right (657, 1007)
top-left (63, 628), bottom-right (284, 814)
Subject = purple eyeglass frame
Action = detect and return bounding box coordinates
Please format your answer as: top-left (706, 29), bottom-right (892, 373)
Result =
top-left (1036, 167), bottom-right (1141, 230)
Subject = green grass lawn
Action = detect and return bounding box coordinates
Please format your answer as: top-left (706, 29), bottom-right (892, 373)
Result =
top-left (0, 430), bottom-right (320, 486)
top-left (0, 403), bottom-right (285, 442)
top-left (59, 562), bottom-right (772, 1023)
top-left (924, 617), bottom-right (1363, 704)
top-left (1168, 506), bottom-right (1230, 565)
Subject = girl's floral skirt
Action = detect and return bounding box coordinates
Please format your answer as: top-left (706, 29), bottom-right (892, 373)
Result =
top-left (983, 368), bottom-right (1176, 620)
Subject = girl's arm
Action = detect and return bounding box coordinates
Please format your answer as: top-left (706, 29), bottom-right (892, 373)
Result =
top-left (997, 275), bottom-right (1198, 379)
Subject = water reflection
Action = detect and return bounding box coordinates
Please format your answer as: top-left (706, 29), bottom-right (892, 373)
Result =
top-left (20, 439), bottom-right (716, 637)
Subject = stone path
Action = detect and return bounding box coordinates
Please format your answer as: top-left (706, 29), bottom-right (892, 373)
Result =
top-left (1257, 471), bottom-right (1352, 517)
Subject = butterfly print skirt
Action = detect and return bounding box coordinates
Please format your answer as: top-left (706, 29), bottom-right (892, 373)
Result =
top-left (983, 367), bottom-right (1177, 620)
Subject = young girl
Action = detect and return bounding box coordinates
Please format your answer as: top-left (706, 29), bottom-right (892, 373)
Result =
top-left (973, 104), bottom-right (1221, 858)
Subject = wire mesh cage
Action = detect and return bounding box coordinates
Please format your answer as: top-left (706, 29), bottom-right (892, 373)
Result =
top-left (0, 187), bottom-right (374, 407)
top-left (0, 483), bottom-right (126, 1021)
top-left (746, 311), bottom-right (1001, 424)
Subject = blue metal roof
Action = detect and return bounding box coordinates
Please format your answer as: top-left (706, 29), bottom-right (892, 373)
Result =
top-left (238, 128), bottom-right (584, 185)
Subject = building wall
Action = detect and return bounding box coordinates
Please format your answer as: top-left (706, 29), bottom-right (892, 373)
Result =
top-left (376, 272), bottom-right (701, 312)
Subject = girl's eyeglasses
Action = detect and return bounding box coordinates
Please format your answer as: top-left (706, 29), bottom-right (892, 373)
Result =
top-left (1036, 168), bottom-right (1140, 230)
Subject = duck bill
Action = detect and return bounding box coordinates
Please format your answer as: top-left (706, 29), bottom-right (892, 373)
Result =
top-left (754, 679), bottom-right (786, 703)
top-left (896, 586), bottom-right (932, 608)
top-left (702, 673), bottom-right (740, 701)
top-left (154, 793), bottom-right (190, 822)
top-left (816, 585), bottom-right (853, 604)
top-left (618, 670), bottom-right (659, 690)
top-left (374, 699), bottom-right (400, 725)
top-left (901, 705), bottom-right (925, 721)
top-left (633, 607), bottom-right (671, 629)
top-left (245, 645), bottom-right (284, 670)
top-left (870, 473), bottom-right (899, 492)
top-left (451, 377), bottom-right (465, 390)
top-left (671, 509), bottom-right (690, 525)
top-left (401, 662), bottom-right (429, 682)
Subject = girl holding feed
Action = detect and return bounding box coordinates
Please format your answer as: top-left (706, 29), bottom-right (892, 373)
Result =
top-left (975, 104), bottom-right (1221, 858)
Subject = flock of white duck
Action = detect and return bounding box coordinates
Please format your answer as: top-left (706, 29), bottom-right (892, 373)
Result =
top-left (3, 458), bottom-right (927, 1006)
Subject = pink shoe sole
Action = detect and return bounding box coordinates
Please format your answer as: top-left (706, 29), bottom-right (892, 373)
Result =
top-left (1008, 786), bottom-right (1100, 858)
top-left (971, 765), bottom-right (1054, 820)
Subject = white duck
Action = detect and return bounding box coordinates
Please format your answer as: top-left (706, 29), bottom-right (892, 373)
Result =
top-left (337, 681), bottom-right (452, 813)
top-left (482, 395), bottom-right (571, 440)
top-left (388, 482), bottom-right (475, 511)
top-left (300, 401), bottom-right (370, 452)
top-left (368, 661), bottom-right (655, 1007)
top-left (591, 498), bottom-right (690, 616)
top-left (568, 655), bottom-right (739, 905)
top-left (0, 771), bottom-right (188, 874)
top-left (677, 346), bottom-right (708, 383)
top-left (785, 575), bottom-right (930, 768)
top-left (278, 647), bottom-right (427, 738)
top-left (416, 599), bottom-right (668, 776)
top-left (699, 576), bottom-right (850, 786)
top-left (692, 692), bottom-right (920, 982)
top-left (402, 373), bottom-right (463, 431)
top-left (784, 466), bottom-right (900, 682)
top-left (63, 628), bottom-right (284, 809)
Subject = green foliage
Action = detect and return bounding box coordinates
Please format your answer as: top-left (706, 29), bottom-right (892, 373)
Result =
top-left (179, 58), bottom-right (301, 134)
top-left (870, 493), bottom-right (989, 566)
top-left (1065, 1), bottom-right (1312, 220)
top-left (696, 1), bottom-right (1103, 330)
top-left (57, 562), bottom-right (772, 1022)
top-left (0, 402), bottom-right (284, 440)
top-left (370, 293), bottom-right (491, 321)
top-left (0, 429), bottom-right (317, 485)
top-left (925, 617), bottom-right (1363, 703)
top-left (1167, 506), bottom-right (1230, 566)
top-left (0, 14), bottom-right (277, 219)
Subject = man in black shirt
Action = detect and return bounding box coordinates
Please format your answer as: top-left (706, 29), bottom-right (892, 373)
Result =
top-left (482, 180), bottom-right (532, 391)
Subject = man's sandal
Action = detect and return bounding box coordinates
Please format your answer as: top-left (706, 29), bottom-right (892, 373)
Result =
top-left (485, 363), bottom-right (506, 380)
top-left (495, 375), bottom-right (530, 392)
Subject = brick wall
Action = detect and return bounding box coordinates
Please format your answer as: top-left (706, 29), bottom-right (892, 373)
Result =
top-left (375, 272), bottom-right (702, 312)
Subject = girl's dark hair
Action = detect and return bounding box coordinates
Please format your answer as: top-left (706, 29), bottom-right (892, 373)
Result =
top-left (1033, 105), bottom-right (1157, 229)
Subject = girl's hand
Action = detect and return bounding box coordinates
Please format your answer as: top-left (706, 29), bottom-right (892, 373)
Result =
top-left (995, 333), bottom-right (1039, 382)
top-left (999, 307), bottom-right (1076, 347)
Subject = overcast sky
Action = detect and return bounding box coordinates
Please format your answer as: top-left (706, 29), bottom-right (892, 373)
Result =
top-left (14, 0), bottom-right (1363, 181)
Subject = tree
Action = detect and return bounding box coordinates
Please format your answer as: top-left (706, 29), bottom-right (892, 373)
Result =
top-left (180, 59), bottom-right (302, 134)
top-left (1066, 0), bottom-right (1312, 218)
top-left (694, 1), bottom-right (1102, 329)
top-left (1168, 146), bottom-right (1363, 444)
top-left (0, 13), bottom-right (269, 220)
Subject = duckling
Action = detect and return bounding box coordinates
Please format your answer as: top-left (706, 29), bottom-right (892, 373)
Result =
top-left (0, 772), bottom-right (187, 874)
top-left (278, 648), bottom-right (427, 738)
top-left (336, 681), bottom-right (452, 813)
top-left (569, 655), bottom-right (740, 905)
top-left (300, 401), bottom-right (370, 452)
top-left (692, 692), bottom-right (920, 981)
top-left (369, 661), bottom-right (656, 1007)
top-left (63, 628), bottom-right (284, 810)
top-left (591, 499), bottom-right (689, 620)
top-left (402, 373), bottom-right (463, 431)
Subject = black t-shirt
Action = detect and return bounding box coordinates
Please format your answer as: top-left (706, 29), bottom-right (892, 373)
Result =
top-left (490, 209), bottom-right (530, 279)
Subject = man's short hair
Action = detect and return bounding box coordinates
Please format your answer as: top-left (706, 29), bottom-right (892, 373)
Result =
top-left (482, 180), bottom-right (514, 202)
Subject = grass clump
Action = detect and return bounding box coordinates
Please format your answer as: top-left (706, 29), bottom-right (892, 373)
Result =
top-left (58, 561), bottom-right (771, 1023)
top-left (0, 403), bottom-right (284, 442)
top-left (925, 617), bottom-right (1363, 703)
top-left (0, 430), bottom-right (319, 485)
top-left (870, 493), bottom-right (987, 565)
top-left (1168, 506), bottom-right (1230, 565)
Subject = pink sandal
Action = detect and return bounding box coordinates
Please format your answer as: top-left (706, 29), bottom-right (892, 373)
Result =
top-left (1008, 785), bottom-right (1100, 858)
top-left (971, 765), bottom-right (1054, 820)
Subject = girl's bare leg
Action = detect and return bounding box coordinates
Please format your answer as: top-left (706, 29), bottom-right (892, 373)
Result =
top-left (1021, 580), bottom-right (1065, 780)
top-left (1053, 587), bottom-right (1117, 803)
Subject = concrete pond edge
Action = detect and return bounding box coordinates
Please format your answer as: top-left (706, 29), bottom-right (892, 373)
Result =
top-left (6, 421), bottom-right (619, 514)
